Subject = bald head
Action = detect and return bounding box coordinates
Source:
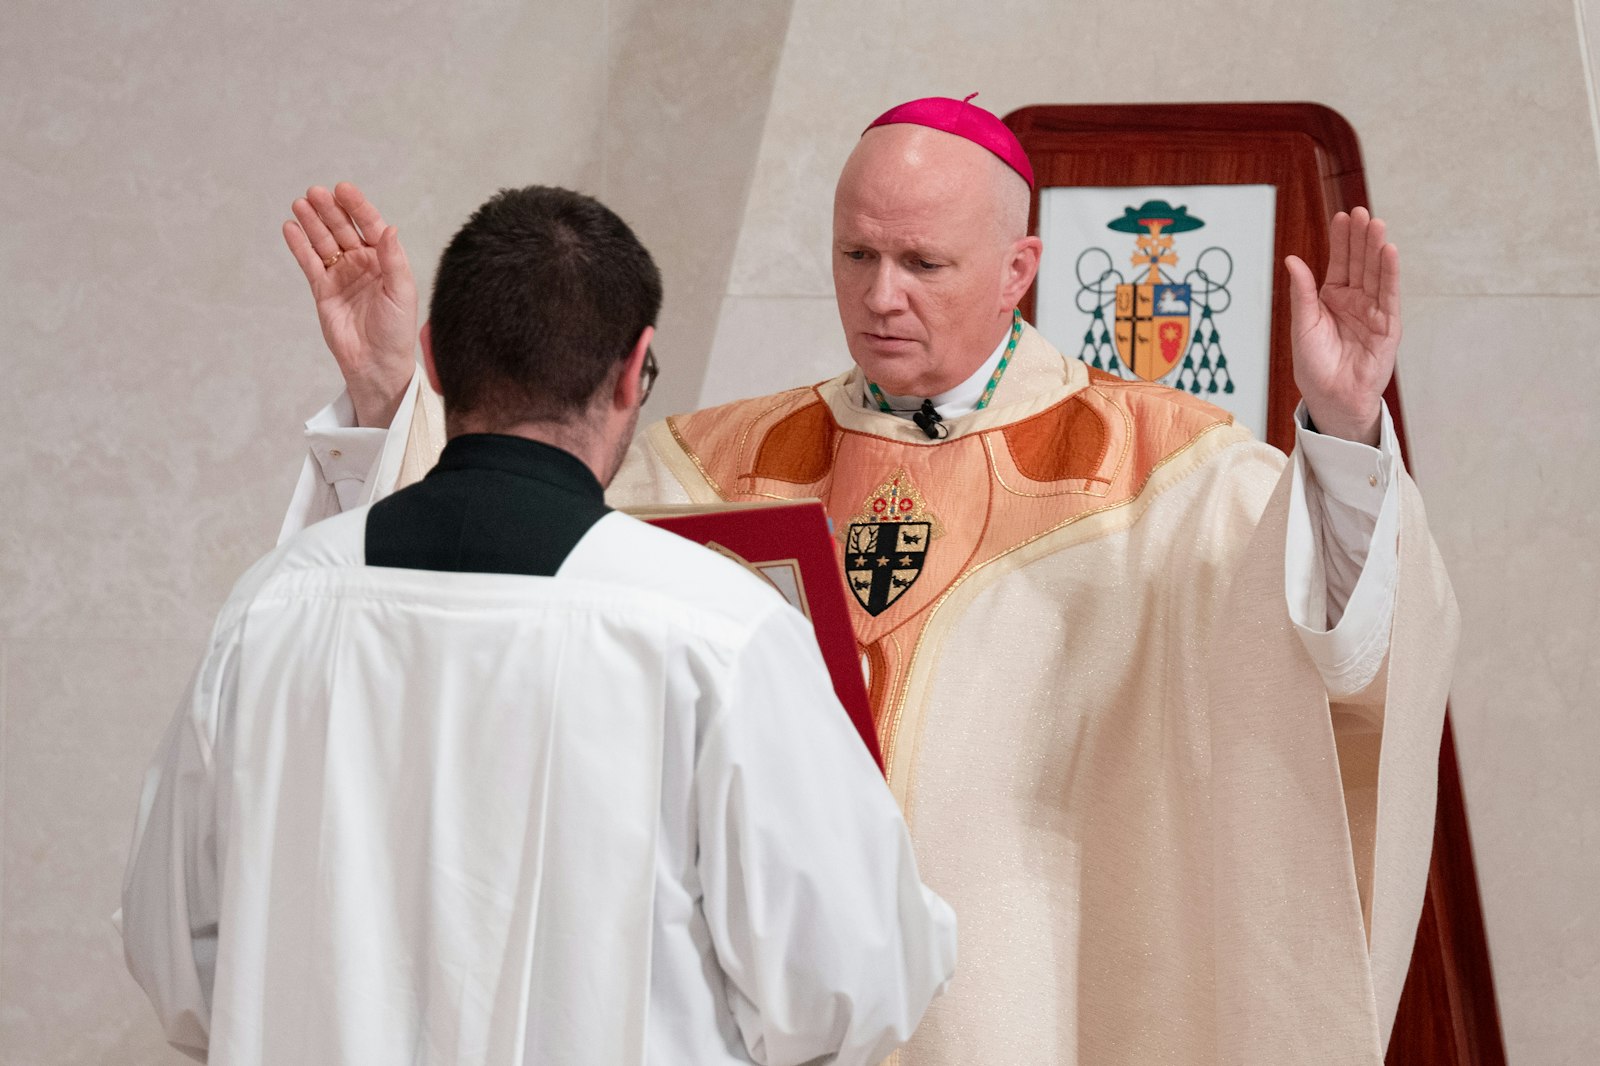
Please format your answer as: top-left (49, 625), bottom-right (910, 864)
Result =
top-left (841, 125), bottom-right (1030, 246)
top-left (830, 124), bottom-right (1042, 397)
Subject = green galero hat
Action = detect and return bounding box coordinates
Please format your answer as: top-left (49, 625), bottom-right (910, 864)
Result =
top-left (1107, 200), bottom-right (1205, 233)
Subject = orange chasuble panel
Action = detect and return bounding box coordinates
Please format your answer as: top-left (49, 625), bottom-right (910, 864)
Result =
top-left (665, 371), bottom-right (1232, 762)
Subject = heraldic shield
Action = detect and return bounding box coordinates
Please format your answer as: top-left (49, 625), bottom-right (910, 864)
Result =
top-left (1114, 282), bottom-right (1191, 381)
top-left (845, 520), bottom-right (931, 616)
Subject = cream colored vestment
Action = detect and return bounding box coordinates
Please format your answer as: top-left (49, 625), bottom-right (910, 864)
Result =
top-left (377, 327), bottom-right (1456, 1065)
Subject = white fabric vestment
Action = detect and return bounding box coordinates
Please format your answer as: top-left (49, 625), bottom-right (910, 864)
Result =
top-left (277, 326), bottom-right (1456, 1065)
top-left (123, 506), bottom-right (956, 1066)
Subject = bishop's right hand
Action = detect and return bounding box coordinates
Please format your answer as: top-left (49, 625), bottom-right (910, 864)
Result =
top-left (283, 183), bottom-right (419, 428)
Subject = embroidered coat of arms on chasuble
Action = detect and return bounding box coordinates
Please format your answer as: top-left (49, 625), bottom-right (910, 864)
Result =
top-left (597, 323), bottom-right (1456, 1066)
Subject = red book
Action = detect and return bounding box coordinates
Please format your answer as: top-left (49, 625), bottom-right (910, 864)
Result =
top-left (630, 500), bottom-right (882, 771)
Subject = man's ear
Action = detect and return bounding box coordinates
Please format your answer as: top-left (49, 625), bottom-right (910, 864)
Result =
top-left (420, 321), bottom-right (443, 395)
top-left (1001, 236), bottom-right (1043, 312)
top-left (612, 325), bottom-right (655, 410)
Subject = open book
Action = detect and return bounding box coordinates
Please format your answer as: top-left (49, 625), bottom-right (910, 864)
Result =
top-left (628, 500), bottom-right (882, 771)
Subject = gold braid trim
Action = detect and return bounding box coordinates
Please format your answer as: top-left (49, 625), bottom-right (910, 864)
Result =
top-left (662, 416), bottom-right (729, 500)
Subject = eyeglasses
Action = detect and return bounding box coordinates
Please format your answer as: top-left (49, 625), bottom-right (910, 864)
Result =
top-left (640, 346), bottom-right (659, 405)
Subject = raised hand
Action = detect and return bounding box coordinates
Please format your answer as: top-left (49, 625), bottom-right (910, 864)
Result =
top-left (1284, 207), bottom-right (1400, 446)
top-left (283, 183), bottom-right (419, 428)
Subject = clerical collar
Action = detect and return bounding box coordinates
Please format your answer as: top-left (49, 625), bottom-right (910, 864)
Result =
top-left (430, 433), bottom-right (605, 502)
top-left (861, 327), bottom-right (1011, 420)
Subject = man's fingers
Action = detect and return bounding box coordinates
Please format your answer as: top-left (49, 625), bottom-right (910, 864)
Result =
top-left (283, 220), bottom-right (324, 288)
top-left (308, 185), bottom-right (364, 252)
top-left (1325, 211), bottom-right (1351, 287)
top-left (1378, 242), bottom-right (1401, 321)
top-left (1284, 254), bottom-right (1322, 334)
top-left (1362, 216), bottom-right (1386, 301)
top-left (1346, 206), bottom-right (1370, 291)
top-left (334, 182), bottom-right (389, 244)
top-left (291, 196), bottom-right (342, 262)
top-left (376, 226), bottom-right (410, 291)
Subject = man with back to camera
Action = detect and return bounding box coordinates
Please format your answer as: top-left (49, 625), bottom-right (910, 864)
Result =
top-left (121, 185), bottom-right (957, 1066)
top-left (277, 97), bottom-right (1458, 1064)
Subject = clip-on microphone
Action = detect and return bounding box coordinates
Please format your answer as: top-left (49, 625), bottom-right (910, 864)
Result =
top-left (912, 399), bottom-right (949, 440)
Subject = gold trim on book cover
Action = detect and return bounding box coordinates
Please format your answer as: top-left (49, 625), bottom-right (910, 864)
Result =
top-left (702, 545), bottom-right (812, 620)
top-left (887, 421), bottom-right (1252, 814)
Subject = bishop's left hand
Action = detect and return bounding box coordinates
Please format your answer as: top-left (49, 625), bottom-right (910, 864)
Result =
top-left (1285, 207), bottom-right (1399, 446)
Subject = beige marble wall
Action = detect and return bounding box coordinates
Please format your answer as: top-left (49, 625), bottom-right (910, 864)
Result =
top-left (1, 641), bottom-right (197, 1061)
top-left (603, 0), bottom-right (795, 419)
top-left (0, 0), bottom-right (791, 1061)
top-left (697, 1), bottom-right (1600, 1063)
top-left (1402, 295), bottom-right (1600, 1063)
top-left (5, 0), bottom-right (1597, 1062)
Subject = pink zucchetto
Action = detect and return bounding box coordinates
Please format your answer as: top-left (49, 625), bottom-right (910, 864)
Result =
top-left (864, 93), bottom-right (1035, 188)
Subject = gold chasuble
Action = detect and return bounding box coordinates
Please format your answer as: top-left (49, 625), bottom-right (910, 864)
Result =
top-left (405, 324), bottom-right (1458, 1064)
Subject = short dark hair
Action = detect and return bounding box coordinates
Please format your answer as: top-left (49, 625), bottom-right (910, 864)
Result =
top-left (428, 186), bottom-right (662, 426)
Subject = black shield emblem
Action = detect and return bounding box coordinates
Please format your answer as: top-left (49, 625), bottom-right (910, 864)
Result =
top-left (844, 521), bottom-right (930, 616)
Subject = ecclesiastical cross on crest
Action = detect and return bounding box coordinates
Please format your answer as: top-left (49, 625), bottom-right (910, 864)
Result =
top-left (1074, 200), bottom-right (1236, 396)
top-left (840, 470), bottom-right (944, 617)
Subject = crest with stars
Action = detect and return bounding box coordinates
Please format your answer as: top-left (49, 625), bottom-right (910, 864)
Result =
top-left (840, 469), bottom-right (944, 617)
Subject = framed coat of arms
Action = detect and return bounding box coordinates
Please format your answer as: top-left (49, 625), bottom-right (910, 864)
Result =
top-left (1035, 183), bottom-right (1277, 438)
top-left (1009, 103), bottom-right (1375, 454)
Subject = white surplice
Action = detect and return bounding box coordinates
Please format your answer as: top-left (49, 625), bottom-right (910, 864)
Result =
top-left (123, 506), bottom-right (956, 1066)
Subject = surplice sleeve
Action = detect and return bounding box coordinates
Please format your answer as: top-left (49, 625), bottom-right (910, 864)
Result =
top-left (1285, 401), bottom-right (1403, 698)
top-left (694, 603), bottom-right (957, 1066)
top-left (120, 629), bottom-right (238, 1062)
top-left (277, 368), bottom-right (443, 544)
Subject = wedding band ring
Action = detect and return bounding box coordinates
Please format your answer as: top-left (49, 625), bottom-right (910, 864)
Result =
top-left (322, 251), bottom-right (343, 268)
